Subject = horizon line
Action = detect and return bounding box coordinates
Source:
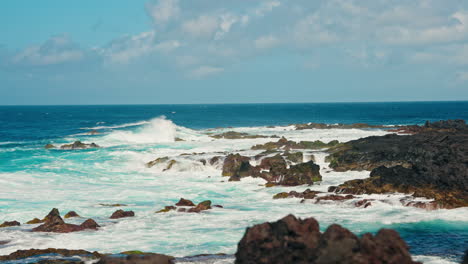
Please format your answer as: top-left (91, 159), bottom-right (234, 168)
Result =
top-left (1, 99), bottom-right (468, 107)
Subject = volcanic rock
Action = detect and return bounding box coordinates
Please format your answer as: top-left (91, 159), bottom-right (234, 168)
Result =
top-left (175, 198), bottom-right (195, 206)
top-left (60, 141), bottom-right (100, 150)
top-left (110, 210), bottom-right (135, 219)
top-left (64, 211), bottom-right (80, 218)
top-left (0, 221), bottom-right (20, 228)
top-left (235, 214), bottom-right (420, 264)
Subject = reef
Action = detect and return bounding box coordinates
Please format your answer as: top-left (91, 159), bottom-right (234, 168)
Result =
top-left (60, 141), bottom-right (100, 150)
top-left (326, 120), bottom-right (468, 209)
top-left (222, 153), bottom-right (321, 186)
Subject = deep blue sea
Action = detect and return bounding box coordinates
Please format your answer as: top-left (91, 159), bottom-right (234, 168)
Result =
top-left (0, 102), bottom-right (467, 263)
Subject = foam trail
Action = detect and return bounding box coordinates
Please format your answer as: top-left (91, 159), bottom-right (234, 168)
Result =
top-left (99, 116), bottom-right (176, 145)
top-left (80, 121), bottom-right (149, 130)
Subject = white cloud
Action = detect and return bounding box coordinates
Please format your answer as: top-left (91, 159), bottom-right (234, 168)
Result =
top-left (100, 31), bottom-right (156, 64)
top-left (12, 35), bottom-right (84, 66)
top-left (255, 35), bottom-right (280, 49)
top-left (293, 14), bottom-right (340, 46)
top-left (146, 0), bottom-right (180, 25)
top-left (188, 66), bottom-right (224, 78)
top-left (182, 15), bottom-right (219, 38)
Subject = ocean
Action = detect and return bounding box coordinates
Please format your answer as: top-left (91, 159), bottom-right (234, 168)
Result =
top-left (1, 102), bottom-right (468, 264)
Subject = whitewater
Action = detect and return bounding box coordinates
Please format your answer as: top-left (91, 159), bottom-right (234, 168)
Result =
top-left (1, 116), bottom-right (467, 264)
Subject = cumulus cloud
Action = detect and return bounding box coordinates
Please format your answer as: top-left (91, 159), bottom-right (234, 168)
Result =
top-left (182, 15), bottom-right (219, 38)
top-left (99, 31), bottom-right (156, 64)
top-left (12, 35), bottom-right (84, 66)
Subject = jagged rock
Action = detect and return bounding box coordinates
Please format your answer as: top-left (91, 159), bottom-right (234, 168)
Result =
top-left (222, 154), bottom-right (252, 177)
top-left (60, 141), bottom-right (100, 150)
top-left (163, 160), bottom-right (177, 171)
top-left (209, 156), bottom-right (221, 165)
top-left (0, 221), bottom-right (20, 228)
top-left (283, 151), bottom-right (303, 163)
top-left (32, 208), bottom-right (99, 233)
top-left (64, 211), bottom-right (80, 218)
top-left (277, 161), bottom-right (321, 186)
top-left (326, 120), bottom-right (468, 209)
top-left (175, 137), bottom-right (185, 141)
top-left (235, 214), bottom-right (420, 264)
top-left (355, 199), bottom-right (373, 208)
top-left (110, 210), bottom-right (135, 219)
top-left (175, 198), bottom-right (195, 206)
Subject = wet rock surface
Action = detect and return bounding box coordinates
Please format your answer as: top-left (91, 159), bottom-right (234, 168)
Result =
top-left (110, 210), bottom-right (135, 219)
top-left (222, 152), bottom-right (321, 186)
top-left (210, 131), bottom-right (269, 139)
top-left (64, 211), bottom-right (80, 218)
top-left (252, 137), bottom-right (340, 151)
top-left (0, 221), bottom-right (20, 228)
top-left (60, 141), bottom-right (100, 150)
top-left (32, 208), bottom-right (100, 233)
top-left (326, 120), bottom-right (468, 209)
top-left (235, 214), bottom-right (420, 264)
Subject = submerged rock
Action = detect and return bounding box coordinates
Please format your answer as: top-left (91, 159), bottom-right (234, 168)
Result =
top-left (211, 131), bottom-right (269, 139)
top-left (273, 189), bottom-right (322, 199)
top-left (156, 206), bottom-right (176, 213)
top-left (235, 214), bottom-right (420, 264)
top-left (44, 144), bottom-right (56, 149)
top-left (60, 141), bottom-right (100, 150)
top-left (146, 157), bottom-right (169, 168)
top-left (110, 210), bottom-right (135, 219)
top-left (0, 249), bottom-right (100, 262)
top-left (0, 221), bottom-right (20, 228)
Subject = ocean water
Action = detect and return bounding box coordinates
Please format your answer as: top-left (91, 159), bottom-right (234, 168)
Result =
top-left (0, 102), bottom-right (467, 264)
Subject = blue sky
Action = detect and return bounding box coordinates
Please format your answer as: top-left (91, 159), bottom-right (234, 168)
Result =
top-left (1, 0), bottom-right (468, 105)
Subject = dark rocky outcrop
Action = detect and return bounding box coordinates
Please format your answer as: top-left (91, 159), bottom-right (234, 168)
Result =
top-left (188, 200), bottom-right (212, 213)
top-left (0, 221), bottom-right (20, 228)
top-left (26, 218), bottom-right (44, 224)
top-left (273, 189), bottom-right (322, 199)
top-left (96, 253), bottom-right (174, 264)
top-left (211, 131), bottom-right (269, 139)
top-left (146, 157), bottom-right (177, 170)
top-left (64, 211), bottom-right (80, 218)
top-left (110, 210), bottom-right (135, 219)
top-left (32, 209), bottom-right (100, 233)
top-left (326, 120), bottom-right (468, 209)
top-left (252, 137), bottom-right (340, 151)
top-left (235, 214), bottom-right (420, 264)
top-left (222, 152), bottom-right (321, 186)
top-left (222, 154), bottom-right (253, 177)
top-left (175, 198), bottom-right (195, 206)
top-left (60, 141), bottom-right (100, 150)
top-left (45, 144), bottom-right (56, 149)
top-left (156, 206), bottom-right (176, 213)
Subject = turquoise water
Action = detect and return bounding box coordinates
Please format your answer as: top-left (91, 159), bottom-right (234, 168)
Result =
top-left (0, 102), bottom-right (467, 263)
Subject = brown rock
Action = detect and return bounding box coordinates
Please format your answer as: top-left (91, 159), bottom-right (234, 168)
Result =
top-left (64, 211), bottom-right (80, 218)
top-left (96, 253), bottom-right (174, 264)
top-left (156, 206), bottom-right (176, 213)
top-left (175, 198), bottom-right (195, 206)
top-left (80, 219), bottom-right (100, 230)
top-left (0, 221), bottom-right (20, 228)
top-left (188, 200), bottom-right (212, 213)
top-left (26, 218), bottom-right (44, 224)
top-left (0, 249), bottom-right (100, 261)
top-left (235, 214), bottom-right (421, 264)
top-left (110, 210), bottom-right (135, 219)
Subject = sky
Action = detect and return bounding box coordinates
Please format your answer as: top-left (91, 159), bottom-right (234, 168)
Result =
top-left (1, 0), bottom-right (468, 105)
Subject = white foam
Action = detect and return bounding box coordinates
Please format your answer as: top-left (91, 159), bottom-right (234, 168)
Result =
top-left (80, 121), bottom-right (149, 130)
top-left (97, 117), bottom-right (176, 145)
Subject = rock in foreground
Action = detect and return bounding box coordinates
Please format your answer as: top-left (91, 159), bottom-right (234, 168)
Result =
top-left (235, 214), bottom-right (420, 264)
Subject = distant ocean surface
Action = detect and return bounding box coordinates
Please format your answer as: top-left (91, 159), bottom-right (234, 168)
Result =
top-left (1, 101), bottom-right (467, 263)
